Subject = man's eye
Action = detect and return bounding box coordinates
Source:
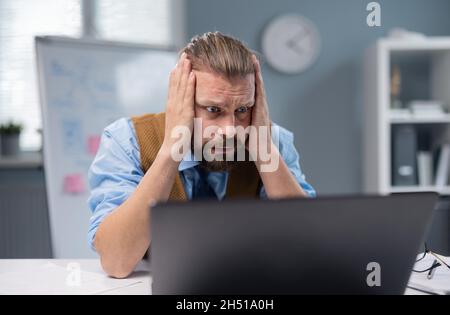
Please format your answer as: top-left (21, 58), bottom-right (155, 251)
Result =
top-left (206, 106), bottom-right (221, 113)
top-left (236, 106), bottom-right (249, 113)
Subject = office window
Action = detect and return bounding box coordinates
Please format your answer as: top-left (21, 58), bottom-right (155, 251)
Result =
top-left (95, 0), bottom-right (172, 46)
top-left (0, 0), bottom-right (81, 150)
top-left (0, 0), bottom-right (179, 151)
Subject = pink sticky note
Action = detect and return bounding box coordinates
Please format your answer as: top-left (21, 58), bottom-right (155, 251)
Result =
top-left (87, 135), bottom-right (101, 156)
top-left (63, 174), bottom-right (85, 194)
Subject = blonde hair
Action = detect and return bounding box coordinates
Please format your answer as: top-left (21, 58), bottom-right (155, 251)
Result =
top-left (181, 32), bottom-right (255, 78)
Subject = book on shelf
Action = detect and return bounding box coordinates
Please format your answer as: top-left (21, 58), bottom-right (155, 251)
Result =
top-left (435, 144), bottom-right (450, 187)
top-left (417, 151), bottom-right (433, 187)
top-left (392, 125), bottom-right (417, 186)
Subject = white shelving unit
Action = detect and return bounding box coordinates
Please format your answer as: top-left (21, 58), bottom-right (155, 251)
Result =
top-left (363, 37), bottom-right (450, 195)
top-left (389, 113), bottom-right (450, 125)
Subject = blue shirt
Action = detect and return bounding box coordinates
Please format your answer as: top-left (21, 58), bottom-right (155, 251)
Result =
top-left (87, 117), bottom-right (316, 251)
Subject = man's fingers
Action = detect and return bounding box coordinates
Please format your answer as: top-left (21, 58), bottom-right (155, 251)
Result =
top-left (168, 69), bottom-right (177, 101)
top-left (252, 55), bottom-right (262, 77)
top-left (168, 53), bottom-right (185, 100)
top-left (174, 52), bottom-right (186, 90)
top-left (184, 71), bottom-right (196, 108)
top-left (179, 57), bottom-right (192, 99)
top-left (252, 55), bottom-right (266, 99)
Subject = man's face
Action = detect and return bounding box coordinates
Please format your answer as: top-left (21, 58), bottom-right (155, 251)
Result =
top-left (193, 70), bottom-right (255, 171)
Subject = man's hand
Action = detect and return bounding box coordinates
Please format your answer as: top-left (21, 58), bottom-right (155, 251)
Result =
top-left (251, 55), bottom-right (271, 132)
top-left (162, 52), bottom-right (196, 155)
top-left (249, 56), bottom-right (307, 198)
top-left (248, 55), bottom-right (273, 165)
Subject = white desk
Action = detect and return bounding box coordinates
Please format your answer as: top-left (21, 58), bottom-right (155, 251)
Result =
top-left (0, 259), bottom-right (446, 295)
top-left (0, 259), bottom-right (151, 295)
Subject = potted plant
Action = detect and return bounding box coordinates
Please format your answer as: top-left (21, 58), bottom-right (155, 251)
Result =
top-left (0, 121), bottom-right (23, 156)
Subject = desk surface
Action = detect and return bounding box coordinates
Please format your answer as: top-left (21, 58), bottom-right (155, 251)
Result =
top-left (0, 259), bottom-right (151, 295)
top-left (0, 259), bottom-right (441, 295)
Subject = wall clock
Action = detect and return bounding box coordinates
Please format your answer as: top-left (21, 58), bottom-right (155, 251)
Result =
top-left (262, 14), bottom-right (321, 74)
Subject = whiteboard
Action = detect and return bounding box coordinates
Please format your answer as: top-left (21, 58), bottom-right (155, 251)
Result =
top-left (36, 36), bottom-right (177, 258)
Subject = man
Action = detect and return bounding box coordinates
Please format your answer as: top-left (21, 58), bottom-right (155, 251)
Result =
top-left (88, 32), bottom-right (315, 278)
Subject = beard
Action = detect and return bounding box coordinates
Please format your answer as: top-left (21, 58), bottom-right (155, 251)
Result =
top-left (199, 155), bottom-right (242, 172)
top-left (192, 136), bottom-right (250, 172)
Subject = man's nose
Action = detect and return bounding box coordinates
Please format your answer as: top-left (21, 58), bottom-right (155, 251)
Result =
top-left (217, 115), bottom-right (236, 138)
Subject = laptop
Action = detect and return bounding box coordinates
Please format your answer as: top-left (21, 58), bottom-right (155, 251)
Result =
top-left (150, 193), bottom-right (438, 294)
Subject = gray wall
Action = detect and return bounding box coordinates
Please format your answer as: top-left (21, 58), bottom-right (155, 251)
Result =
top-left (186, 0), bottom-right (450, 195)
top-left (0, 169), bottom-right (52, 258)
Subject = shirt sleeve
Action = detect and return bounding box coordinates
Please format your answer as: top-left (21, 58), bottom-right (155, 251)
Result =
top-left (87, 118), bottom-right (143, 252)
top-left (260, 125), bottom-right (316, 198)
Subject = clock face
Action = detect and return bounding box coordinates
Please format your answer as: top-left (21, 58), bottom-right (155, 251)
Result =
top-left (262, 14), bottom-right (320, 74)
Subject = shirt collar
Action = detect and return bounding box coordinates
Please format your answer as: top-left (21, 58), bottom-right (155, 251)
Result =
top-left (178, 150), bottom-right (200, 172)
